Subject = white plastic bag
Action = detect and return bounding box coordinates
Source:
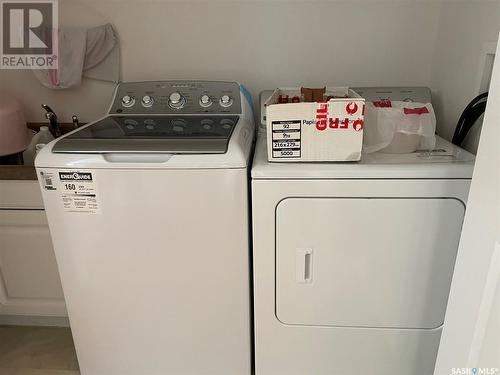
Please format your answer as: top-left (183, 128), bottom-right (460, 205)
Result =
top-left (363, 100), bottom-right (436, 153)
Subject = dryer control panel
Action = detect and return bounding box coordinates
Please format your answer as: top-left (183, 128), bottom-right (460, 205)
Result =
top-left (111, 81), bottom-right (242, 115)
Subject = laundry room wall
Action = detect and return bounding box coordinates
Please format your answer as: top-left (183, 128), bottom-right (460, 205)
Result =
top-left (0, 0), bottom-right (441, 122)
top-left (0, 0), bottom-right (498, 142)
top-left (429, 0), bottom-right (500, 140)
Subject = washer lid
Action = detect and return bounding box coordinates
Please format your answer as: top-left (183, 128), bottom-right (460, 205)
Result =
top-left (252, 135), bottom-right (475, 179)
top-left (52, 115), bottom-right (238, 154)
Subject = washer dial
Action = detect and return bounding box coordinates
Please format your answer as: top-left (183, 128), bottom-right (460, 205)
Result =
top-left (142, 95), bottom-right (154, 107)
top-left (199, 94), bottom-right (213, 108)
top-left (121, 95), bottom-right (135, 108)
top-left (220, 95), bottom-right (233, 108)
top-left (168, 92), bottom-right (186, 109)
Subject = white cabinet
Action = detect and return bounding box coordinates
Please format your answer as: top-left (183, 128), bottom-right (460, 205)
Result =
top-left (0, 180), bottom-right (66, 317)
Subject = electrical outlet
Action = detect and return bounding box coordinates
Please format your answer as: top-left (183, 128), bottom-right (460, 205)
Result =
top-left (477, 41), bottom-right (497, 94)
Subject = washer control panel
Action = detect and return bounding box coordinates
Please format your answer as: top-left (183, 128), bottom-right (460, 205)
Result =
top-left (111, 81), bottom-right (242, 115)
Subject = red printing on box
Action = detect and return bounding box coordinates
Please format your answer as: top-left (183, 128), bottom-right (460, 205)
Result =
top-left (403, 107), bottom-right (429, 115)
top-left (373, 100), bottom-right (392, 107)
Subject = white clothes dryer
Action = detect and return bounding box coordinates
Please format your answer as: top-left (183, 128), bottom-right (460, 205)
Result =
top-left (252, 87), bottom-right (475, 375)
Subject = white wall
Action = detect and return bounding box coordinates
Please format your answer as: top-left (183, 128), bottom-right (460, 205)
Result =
top-left (430, 0), bottom-right (500, 140)
top-left (434, 32), bottom-right (500, 374)
top-left (0, 0), bottom-right (441, 123)
top-left (0, 0), bottom-right (498, 141)
top-left (478, 273), bottom-right (500, 369)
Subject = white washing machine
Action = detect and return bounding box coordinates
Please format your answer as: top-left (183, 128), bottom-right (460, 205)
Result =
top-left (36, 81), bottom-right (254, 375)
top-left (252, 87), bottom-right (475, 374)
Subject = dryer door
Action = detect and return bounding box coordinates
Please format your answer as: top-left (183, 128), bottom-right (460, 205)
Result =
top-left (276, 198), bottom-right (465, 329)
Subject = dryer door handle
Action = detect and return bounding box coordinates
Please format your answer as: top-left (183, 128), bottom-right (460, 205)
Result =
top-left (296, 248), bottom-right (313, 284)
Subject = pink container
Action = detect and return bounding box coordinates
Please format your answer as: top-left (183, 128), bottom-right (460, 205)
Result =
top-left (0, 97), bottom-right (31, 156)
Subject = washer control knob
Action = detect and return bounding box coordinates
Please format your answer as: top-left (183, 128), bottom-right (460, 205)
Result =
top-left (168, 92), bottom-right (186, 109)
top-left (121, 95), bottom-right (135, 108)
top-left (199, 94), bottom-right (212, 108)
top-left (220, 95), bottom-right (233, 108)
top-left (142, 95), bottom-right (154, 107)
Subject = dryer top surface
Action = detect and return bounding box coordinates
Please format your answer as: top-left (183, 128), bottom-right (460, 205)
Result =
top-left (251, 135), bottom-right (475, 179)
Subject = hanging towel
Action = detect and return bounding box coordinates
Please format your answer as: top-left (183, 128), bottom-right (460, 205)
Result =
top-left (33, 23), bottom-right (120, 89)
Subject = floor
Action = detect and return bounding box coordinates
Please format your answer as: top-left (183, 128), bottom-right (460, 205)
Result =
top-left (0, 325), bottom-right (79, 375)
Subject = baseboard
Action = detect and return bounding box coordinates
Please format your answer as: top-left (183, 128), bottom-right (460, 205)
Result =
top-left (0, 314), bottom-right (70, 327)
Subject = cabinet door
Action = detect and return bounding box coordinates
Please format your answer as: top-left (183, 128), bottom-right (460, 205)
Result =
top-left (0, 209), bottom-right (66, 316)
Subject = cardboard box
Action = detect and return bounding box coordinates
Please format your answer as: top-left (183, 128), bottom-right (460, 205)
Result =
top-left (265, 87), bottom-right (365, 162)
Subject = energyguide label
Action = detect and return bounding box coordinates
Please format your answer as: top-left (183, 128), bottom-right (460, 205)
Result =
top-left (58, 171), bottom-right (101, 214)
top-left (39, 170), bottom-right (102, 214)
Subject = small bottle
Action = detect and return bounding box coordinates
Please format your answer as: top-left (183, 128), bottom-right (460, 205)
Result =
top-left (23, 126), bottom-right (55, 165)
top-left (36, 126), bottom-right (55, 144)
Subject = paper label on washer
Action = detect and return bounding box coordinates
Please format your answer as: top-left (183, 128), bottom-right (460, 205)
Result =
top-left (40, 170), bottom-right (57, 191)
top-left (57, 171), bottom-right (101, 214)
